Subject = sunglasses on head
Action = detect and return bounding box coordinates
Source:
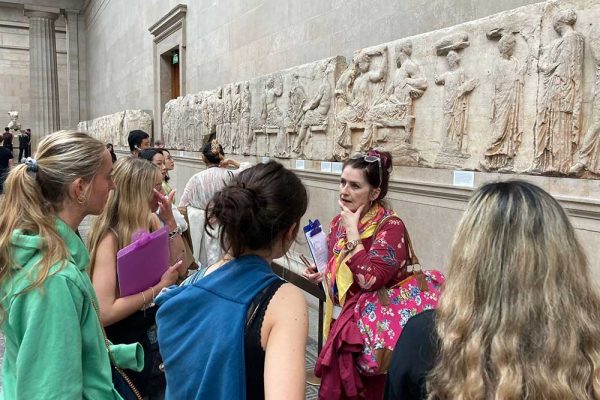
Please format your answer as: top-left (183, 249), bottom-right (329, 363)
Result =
top-left (350, 153), bottom-right (382, 188)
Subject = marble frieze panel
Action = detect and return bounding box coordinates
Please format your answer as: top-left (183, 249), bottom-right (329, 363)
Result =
top-left (163, 56), bottom-right (346, 158)
top-left (153, 0), bottom-right (600, 179)
top-left (78, 110), bottom-right (152, 147)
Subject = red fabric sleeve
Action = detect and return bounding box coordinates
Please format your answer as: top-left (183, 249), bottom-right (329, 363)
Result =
top-left (345, 218), bottom-right (408, 291)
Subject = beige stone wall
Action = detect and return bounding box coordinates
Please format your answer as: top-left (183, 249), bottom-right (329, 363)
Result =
top-left (0, 4), bottom-right (70, 134)
top-left (83, 0), bottom-right (542, 121)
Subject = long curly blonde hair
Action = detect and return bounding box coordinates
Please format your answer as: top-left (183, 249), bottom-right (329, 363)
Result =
top-left (428, 180), bottom-right (600, 400)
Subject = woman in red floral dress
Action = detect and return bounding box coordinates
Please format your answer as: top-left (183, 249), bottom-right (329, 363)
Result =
top-left (304, 150), bottom-right (410, 400)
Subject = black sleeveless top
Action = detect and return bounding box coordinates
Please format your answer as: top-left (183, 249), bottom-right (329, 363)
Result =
top-left (105, 228), bottom-right (165, 396)
top-left (244, 279), bottom-right (286, 400)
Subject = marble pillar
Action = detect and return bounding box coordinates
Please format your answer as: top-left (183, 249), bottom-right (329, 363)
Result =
top-left (24, 6), bottom-right (60, 147)
top-left (65, 10), bottom-right (80, 129)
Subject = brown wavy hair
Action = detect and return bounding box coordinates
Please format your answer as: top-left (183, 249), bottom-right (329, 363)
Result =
top-left (428, 180), bottom-right (600, 400)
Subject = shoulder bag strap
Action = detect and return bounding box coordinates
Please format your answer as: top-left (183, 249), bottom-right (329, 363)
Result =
top-left (90, 297), bottom-right (144, 400)
top-left (372, 215), bottom-right (419, 266)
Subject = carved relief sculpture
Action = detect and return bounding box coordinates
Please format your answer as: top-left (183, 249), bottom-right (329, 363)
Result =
top-left (533, 8), bottom-right (584, 174)
top-left (434, 36), bottom-right (478, 162)
top-left (293, 61), bottom-right (333, 157)
top-left (240, 81), bottom-right (252, 155)
top-left (212, 88), bottom-right (225, 143)
top-left (334, 47), bottom-right (388, 160)
top-left (483, 32), bottom-right (530, 171)
top-left (230, 83), bottom-right (242, 153)
top-left (124, 110), bottom-right (153, 148)
top-left (361, 40), bottom-right (428, 152)
top-left (286, 73), bottom-right (307, 135)
top-left (186, 94), bottom-right (203, 150)
top-left (200, 91), bottom-right (211, 141)
top-left (571, 25), bottom-right (600, 175)
top-left (261, 75), bottom-right (287, 157)
top-left (221, 85), bottom-right (233, 152)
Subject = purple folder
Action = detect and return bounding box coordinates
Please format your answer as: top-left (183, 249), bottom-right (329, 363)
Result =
top-left (117, 226), bottom-right (169, 297)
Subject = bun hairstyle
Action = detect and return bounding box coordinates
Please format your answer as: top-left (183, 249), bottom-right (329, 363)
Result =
top-left (344, 149), bottom-right (393, 202)
top-left (205, 161), bottom-right (308, 257)
top-left (202, 139), bottom-right (224, 165)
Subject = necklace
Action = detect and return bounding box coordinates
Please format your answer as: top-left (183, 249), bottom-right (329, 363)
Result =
top-left (204, 255), bottom-right (234, 277)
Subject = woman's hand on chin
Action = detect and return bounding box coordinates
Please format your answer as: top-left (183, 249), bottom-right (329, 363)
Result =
top-left (338, 200), bottom-right (363, 235)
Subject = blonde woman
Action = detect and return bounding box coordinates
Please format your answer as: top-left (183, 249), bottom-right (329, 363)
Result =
top-left (0, 131), bottom-right (142, 399)
top-left (88, 157), bottom-right (185, 398)
top-left (385, 180), bottom-right (600, 400)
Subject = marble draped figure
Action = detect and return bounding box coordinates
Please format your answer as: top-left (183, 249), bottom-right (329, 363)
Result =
top-left (293, 62), bottom-right (332, 157)
top-left (334, 48), bottom-right (387, 160)
top-left (533, 8), bottom-right (584, 174)
top-left (360, 40), bottom-right (428, 152)
top-left (435, 50), bottom-right (477, 156)
top-left (483, 33), bottom-right (529, 170)
top-left (571, 25), bottom-right (600, 175)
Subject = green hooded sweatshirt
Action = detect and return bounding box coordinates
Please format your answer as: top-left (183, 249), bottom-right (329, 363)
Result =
top-left (0, 218), bottom-right (143, 400)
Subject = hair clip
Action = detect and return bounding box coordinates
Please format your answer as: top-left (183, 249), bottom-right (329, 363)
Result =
top-left (23, 157), bottom-right (38, 172)
top-left (210, 139), bottom-right (221, 154)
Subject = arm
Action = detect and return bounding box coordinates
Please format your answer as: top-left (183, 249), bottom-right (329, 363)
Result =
top-left (346, 218), bottom-right (408, 291)
top-left (263, 283), bottom-right (308, 400)
top-left (10, 273), bottom-right (85, 398)
top-left (369, 47), bottom-right (389, 83)
top-left (154, 193), bottom-right (187, 277)
top-left (92, 232), bottom-right (178, 326)
top-left (384, 310), bottom-right (437, 400)
top-left (434, 73), bottom-right (445, 85)
top-left (304, 86), bottom-right (325, 111)
top-left (405, 63), bottom-right (428, 90)
top-left (178, 175), bottom-right (198, 208)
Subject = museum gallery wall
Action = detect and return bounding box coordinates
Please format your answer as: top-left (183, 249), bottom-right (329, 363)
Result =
top-left (78, 0), bottom-right (600, 276)
top-left (81, 0), bottom-right (600, 179)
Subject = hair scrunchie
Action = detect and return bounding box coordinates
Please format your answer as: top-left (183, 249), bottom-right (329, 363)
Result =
top-left (210, 139), bottom-right (221, 155)
top-left (367, 149), bottom-right (390, 171)
top-left (23, 157), bottom-right (38, 172)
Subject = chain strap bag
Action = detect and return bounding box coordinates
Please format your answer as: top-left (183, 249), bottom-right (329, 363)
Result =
top-left (90, 298), bottom-right (144, 400)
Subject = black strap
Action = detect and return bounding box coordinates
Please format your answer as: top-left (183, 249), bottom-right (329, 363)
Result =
top-left (245, 279), bottom-right (285, 330)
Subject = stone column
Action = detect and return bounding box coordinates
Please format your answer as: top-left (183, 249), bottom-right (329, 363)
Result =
top-left (24, 6), bottom-right (61, 147)
top-left (65, 10), bottom-right (80, 129)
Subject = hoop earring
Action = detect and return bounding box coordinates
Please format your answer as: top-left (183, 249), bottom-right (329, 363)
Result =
top-left (77, 196), bottom-right (87, 205)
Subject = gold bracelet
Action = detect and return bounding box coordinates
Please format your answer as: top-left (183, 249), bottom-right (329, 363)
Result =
top-left (141, 290), bottom-right (147, 309)
top-left (150, 286), bottom-right (156, 303)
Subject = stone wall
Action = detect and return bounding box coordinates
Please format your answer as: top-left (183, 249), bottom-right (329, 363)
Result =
top-left (82, 0), bottom-right (542, 121)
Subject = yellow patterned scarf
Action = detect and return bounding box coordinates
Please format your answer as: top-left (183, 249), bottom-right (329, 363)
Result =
top-left (323, 204), bottom-right (393, 338)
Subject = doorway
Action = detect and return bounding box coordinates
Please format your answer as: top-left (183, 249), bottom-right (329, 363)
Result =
top-left (171, 49), bottom-right (180, 99)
